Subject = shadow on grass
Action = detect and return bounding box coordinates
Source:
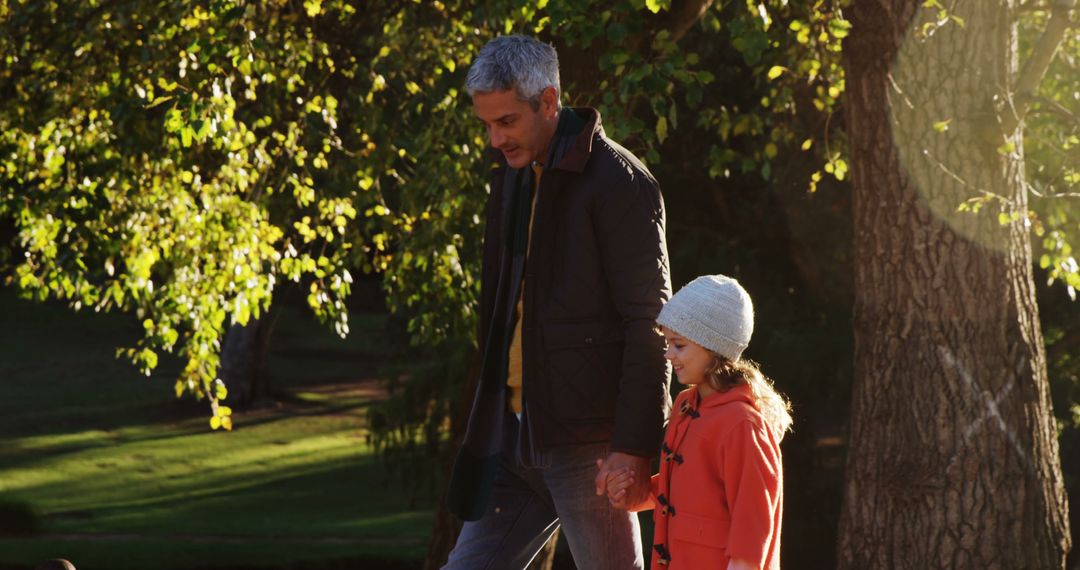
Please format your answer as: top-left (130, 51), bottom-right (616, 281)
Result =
top-left (0, 452), bottom-right (433, 569)
top-left (0, 286), bottom-right (432, 570)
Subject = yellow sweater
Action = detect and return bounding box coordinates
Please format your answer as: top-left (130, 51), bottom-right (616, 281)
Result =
top-left (506, 163), bottom-right (542, 414)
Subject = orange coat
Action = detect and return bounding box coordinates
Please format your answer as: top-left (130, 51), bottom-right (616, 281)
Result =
top-left (639, 384), bottom-right (783, 569)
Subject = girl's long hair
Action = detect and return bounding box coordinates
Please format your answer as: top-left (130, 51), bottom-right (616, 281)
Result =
top-left (706, 355), bottom-right (793, 439)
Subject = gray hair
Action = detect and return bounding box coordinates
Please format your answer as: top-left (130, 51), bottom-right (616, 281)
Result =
top-left (465, 35), bottom-right (561, 109)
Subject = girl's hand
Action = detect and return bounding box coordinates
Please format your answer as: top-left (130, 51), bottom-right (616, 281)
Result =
top-left (605, 467), bottom-right (636, 509)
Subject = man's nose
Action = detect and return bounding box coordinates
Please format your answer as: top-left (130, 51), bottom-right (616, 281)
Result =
top-left (488, 127), bottom-right (507, 149)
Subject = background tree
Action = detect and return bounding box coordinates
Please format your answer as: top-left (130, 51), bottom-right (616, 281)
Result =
top-left (838, 0), bottom-right (1073, 566)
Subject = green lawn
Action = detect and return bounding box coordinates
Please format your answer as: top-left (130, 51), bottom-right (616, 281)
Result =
top-left (0, 287), bottom-right (431, 570)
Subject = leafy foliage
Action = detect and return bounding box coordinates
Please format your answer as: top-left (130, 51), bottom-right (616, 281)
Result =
top-left (1021, 8), bottom-right (1080, 299)
top-left (0, 0), bottom-right (380, 428)
top-left (0, 0), bottom-right (848, 438)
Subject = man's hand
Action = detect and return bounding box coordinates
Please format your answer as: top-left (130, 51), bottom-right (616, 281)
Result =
top-left (594, 452), bottom-right (650, 508)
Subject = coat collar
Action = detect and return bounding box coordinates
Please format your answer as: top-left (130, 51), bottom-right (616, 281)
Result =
top-left (681, 382), bottom-right (755, 414)
top-left (549, 107), bottom-right (601, 173)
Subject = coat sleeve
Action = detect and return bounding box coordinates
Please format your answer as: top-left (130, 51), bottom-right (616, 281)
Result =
top-left (628, 473), bottom-right (660, 513)
top-left (719, 419), bottom-right (783, 569)
top-left (592, 157), bottom-right (673, 457)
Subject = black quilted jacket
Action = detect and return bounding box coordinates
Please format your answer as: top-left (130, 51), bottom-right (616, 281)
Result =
top-left (448, 107), bottom-right (672, 521)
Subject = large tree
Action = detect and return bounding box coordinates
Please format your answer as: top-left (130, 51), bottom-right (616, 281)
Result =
top-left (839, 0), bottom-right (1073, 566)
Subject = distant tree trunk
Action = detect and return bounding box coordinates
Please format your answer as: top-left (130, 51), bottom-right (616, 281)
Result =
top-left (425, 351), bottom-right (477, 569)
top-left (838, 1), bottom-right (1071, 567)
top-left (423, 451), bottom-right (464, 570)
top-left (219, 316), bottom-right (274, 407)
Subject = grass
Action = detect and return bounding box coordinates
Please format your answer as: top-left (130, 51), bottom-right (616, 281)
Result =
top-left (0, 286), bottom-right (432, 570)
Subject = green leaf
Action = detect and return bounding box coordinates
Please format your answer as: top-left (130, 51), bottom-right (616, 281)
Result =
top-left (656, 116), bottom-right (668, 144)
top-left (195, 119), bottom-right (212, 141)
top-left (767, 66), bottom-right (785, 80)
top-left (139, 348), bottom-right (159, 371)
top-left (933, 119), bottom-right (951, 133)
top-left (147, 95), bottom-right (174, 109)
top-left (608, 23), bottom-right (627, 43)
top-left (645, 0), bottom-right (663, 13)
top-left (829, 18), bottom-right (852, 39)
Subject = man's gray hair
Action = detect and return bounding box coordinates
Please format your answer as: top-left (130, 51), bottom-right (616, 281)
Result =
top-left (465, 35), bottom-right (560, 109)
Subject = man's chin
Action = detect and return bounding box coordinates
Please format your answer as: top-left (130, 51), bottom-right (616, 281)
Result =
top-left (502, 150), bottom-right (532, 169)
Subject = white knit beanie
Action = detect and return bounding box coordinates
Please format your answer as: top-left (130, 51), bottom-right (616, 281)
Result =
top-left (656, 274), bottom-right (754, 361)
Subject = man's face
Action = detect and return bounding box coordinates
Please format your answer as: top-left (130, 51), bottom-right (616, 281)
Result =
top-left (472, 87), bottom-right (559, 169)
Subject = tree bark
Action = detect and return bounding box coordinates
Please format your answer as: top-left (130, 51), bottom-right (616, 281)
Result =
top-left (219, 317), bottom-right (273, 407)
top-left (838, 1), bottom-right (1071, 568)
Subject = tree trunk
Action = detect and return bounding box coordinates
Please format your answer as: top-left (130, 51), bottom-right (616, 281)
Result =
top-left (838, 1), bottom-right (1071, 567)
top-left (423, 448), bottom-right (464, 570)
top-left (219, 317), bottom-right (273, 407)
top-left (425, 350), bottom-right (476, 569)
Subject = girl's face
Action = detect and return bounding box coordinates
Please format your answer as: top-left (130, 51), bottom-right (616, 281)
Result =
top-left (661, 326), bottom-right (715, 396)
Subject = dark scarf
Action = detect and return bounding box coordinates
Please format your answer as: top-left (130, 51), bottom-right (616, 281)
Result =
top-left (447, 108), bottom-right (585, 521)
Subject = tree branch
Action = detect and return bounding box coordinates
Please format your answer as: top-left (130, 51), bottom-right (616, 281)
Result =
top-left (1028, 94), bottom-right (1080, 128)
top-left (1001, 0), bottom-right (1077, 134)
top-left (662, 0), bottom-right (716, 43)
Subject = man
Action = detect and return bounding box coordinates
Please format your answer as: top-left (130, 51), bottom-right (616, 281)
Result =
top-left (444, 35), bottom-right (672, 569)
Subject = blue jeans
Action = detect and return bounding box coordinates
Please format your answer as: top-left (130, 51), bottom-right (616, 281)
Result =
top-left (443, 437), bottom-right (644, 569)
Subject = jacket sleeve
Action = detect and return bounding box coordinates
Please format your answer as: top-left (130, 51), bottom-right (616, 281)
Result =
top-left (719, 419), bottom-right (783, 569)
top-left (592, 162), bottom-right (672, 457)
top-left (629, 473), bottom-right (660, 513)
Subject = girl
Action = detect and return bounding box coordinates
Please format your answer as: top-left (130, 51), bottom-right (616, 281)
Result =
top-left (604, 274), bottom-right (792, 570)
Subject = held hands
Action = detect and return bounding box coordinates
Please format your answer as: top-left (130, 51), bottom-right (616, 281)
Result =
top-left (600, 464), bottom-right (636, 509)
top-left (593, 452), bottom-right (648, 510)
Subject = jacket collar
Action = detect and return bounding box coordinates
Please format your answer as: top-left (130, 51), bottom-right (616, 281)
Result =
top-left (549, 107), bottom-right (601, 173)
top-left (687, 382), bottom-right (755, 412)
